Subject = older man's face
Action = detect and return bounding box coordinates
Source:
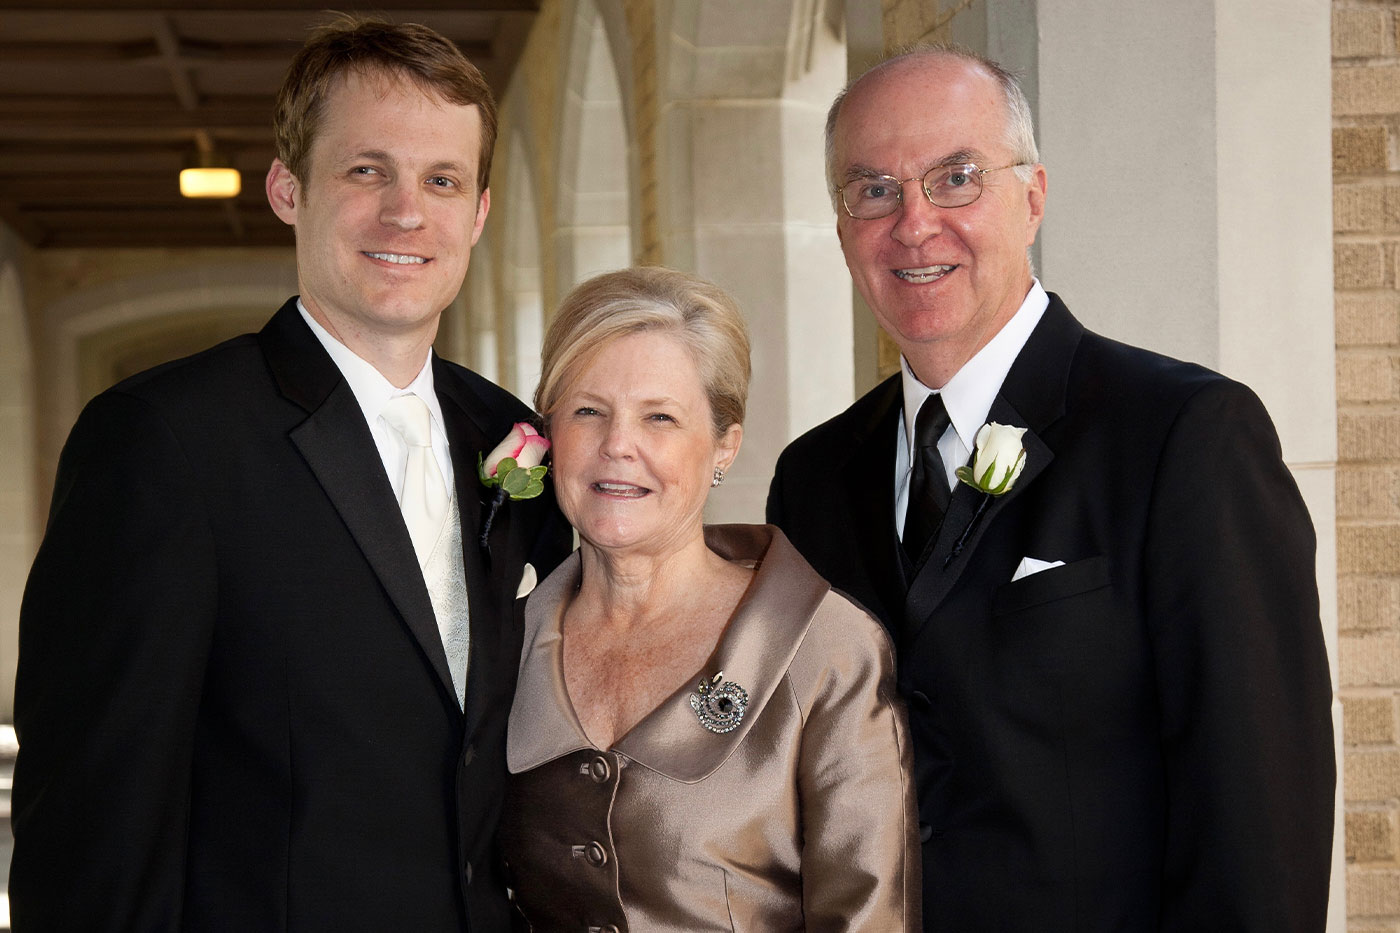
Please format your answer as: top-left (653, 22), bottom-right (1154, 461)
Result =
top-left (833, 56), bottom-right (1045, 385)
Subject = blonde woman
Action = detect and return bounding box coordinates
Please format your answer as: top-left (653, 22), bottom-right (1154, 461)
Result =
top-left (500, 267), bottom-right (919, 931)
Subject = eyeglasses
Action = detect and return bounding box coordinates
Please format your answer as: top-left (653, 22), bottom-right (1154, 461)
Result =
top-left (837, 162), bottom-right (1029, 220)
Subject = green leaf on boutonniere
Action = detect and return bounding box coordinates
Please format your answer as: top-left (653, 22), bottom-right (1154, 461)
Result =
top-left (501, 466), bottom-right (530, 497)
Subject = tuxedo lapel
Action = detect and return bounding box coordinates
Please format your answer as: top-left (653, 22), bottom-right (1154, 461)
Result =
top-left (902, 295), bottom-right (1083, 635)
top-left (434, 360), bottom-right (513, 741)
top-left (259, 304), bottom-right (458, 705)
top-left (838, 377), bottom-right (907, 634)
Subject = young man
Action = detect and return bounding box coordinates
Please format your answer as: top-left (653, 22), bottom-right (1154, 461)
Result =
top-left (10, 18), bottom-right (570, 931)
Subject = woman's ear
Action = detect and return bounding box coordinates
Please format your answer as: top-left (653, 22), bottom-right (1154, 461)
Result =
top-left (716, 422), bottom-right (743, 474)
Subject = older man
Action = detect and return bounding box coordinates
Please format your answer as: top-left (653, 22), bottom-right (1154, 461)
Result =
top-left (768, 47), bottom-right (1335, 930)
top-left (10, 17), bottom-right (570, 931)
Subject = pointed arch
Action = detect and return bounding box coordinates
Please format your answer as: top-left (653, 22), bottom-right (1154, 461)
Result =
top-left (553, 0), bottom-right (634, 292)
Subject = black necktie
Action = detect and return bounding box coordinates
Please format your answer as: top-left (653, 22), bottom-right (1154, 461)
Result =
top-left (903, 394), bottom-right (951, 562)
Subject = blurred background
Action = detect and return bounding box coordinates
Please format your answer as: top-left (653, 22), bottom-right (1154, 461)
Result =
top-left (0, 0), bottom-right (1386, 929)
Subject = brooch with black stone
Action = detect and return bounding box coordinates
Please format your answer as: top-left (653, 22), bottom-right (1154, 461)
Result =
top-left (689, 670), bottom-right (749, 734)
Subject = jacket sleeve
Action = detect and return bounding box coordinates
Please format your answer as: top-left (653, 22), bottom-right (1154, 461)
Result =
top-left (788, 594), bottom-right (921, 932)
top-left (1144, 379), bottom-right (1335, 931)
top-left (10, 391), bottom-right (217, 932)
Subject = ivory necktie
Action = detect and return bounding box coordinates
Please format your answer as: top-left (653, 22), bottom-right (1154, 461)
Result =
top-left (381, 394), bottom-right (449, 567)
top-left (904, 393), bottom-right (952, 563)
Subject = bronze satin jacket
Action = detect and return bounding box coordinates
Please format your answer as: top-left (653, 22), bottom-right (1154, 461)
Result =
top-left (501, 524), bottom-right (920, 931)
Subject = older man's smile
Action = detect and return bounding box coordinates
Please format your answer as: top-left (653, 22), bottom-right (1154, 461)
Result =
top-left (893, 263), bottom-right (956, 283)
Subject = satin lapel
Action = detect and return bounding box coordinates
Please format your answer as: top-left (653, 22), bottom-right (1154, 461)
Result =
top-left (839, 381), bottom-right (907, 635)
top-left (435, 363), bottom-right (509, 741)
top-left (903, 400), bottom-right (1053, 634)
top-left (274, 345), bottom-right (457, 704)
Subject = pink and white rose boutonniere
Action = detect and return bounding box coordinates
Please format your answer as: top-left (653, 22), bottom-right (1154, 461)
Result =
top-left (477, 422), bottom-right (551, 554)
top-left (479, 422), bottom-right (550, 498)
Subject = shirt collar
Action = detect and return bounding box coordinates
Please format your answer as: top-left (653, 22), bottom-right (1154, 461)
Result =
top-left (900, 279), bottom-right (1049, 454)
top-left (296, 298), bottom-right (444, 429)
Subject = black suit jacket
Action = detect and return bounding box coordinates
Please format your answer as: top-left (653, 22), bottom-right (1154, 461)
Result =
top-left (10, 299), bottom-right (572, 932)
top-left (768, 295), bottom-right (1335, 931)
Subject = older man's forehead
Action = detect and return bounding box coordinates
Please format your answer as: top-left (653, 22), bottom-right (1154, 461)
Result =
top-left (836, 62), bottom-right (1006, 162)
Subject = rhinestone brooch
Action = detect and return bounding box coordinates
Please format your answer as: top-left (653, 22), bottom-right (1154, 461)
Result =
top-left (689, 670), bottom-right (749, 734)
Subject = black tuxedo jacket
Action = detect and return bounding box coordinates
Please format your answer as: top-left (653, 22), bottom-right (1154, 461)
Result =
top-left (10, 299), bottom-right (572, 932)
top-left (768, 295), bottom-right (1335, 931)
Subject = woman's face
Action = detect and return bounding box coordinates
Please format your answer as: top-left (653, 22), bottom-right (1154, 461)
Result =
top-left (549, 329), bottom-right (741, 559)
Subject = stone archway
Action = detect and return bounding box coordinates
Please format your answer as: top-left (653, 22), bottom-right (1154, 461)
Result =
top-left (37, 258), bottom-right (297, 497)
top-left (553, 0), bottom-right (633, 293)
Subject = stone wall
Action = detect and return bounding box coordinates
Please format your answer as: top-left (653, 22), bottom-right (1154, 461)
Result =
top-left (1335, 1), bottom-right (1400, 928)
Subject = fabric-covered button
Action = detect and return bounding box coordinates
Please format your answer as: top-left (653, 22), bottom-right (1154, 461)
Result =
top-left (589, 756), bottom-right (610, 782)
top-left (919, 822), bottom-right (933, 843)
top-left (586, 841), bottom-right (608, 866)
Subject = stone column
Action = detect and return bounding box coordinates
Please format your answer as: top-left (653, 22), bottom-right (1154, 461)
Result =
top-left (657, 0), bottom-right (852, 523)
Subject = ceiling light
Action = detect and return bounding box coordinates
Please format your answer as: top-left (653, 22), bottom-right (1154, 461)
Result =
top-left (180, 154), bottom-right (241, 199)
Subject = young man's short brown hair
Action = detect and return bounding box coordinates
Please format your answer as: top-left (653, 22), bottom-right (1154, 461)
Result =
top-left (274, 14), bottom-right (498, 193)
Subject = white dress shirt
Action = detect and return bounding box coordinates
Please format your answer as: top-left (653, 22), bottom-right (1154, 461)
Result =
top-left (894, 280), bottom-right (1049, 537)
top-left (297, 300), bottom-right (455, 496)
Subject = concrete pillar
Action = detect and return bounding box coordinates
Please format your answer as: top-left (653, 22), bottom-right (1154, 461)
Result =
top-left (658, 0), bottom-right (851, 523)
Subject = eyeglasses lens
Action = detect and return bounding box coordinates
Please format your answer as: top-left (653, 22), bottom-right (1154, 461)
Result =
top-left (841, 164), bottom-right (984, 219)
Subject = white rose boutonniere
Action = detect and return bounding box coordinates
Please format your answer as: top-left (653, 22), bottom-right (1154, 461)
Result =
top-left (477, 422), bottom-right (551, 557)
top-left (955, 422), bottom-right (1027, 495)
top-left (946, 422), bottom-right (1028, 567)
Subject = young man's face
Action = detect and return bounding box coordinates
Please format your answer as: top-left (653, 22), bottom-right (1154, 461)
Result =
top-left (268, 70), bottom-right (490, 350)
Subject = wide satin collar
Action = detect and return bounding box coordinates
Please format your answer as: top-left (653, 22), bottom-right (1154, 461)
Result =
top-left (507, 524), bottom-right (830, 783)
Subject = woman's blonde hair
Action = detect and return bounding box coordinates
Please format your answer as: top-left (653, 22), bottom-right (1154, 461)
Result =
top-left (535, 267), bottom-right (751, 438)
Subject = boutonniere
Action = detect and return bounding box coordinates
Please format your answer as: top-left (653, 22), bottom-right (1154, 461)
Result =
top-left (477, 422), bottom-right (551, 557)
top-left (945, 422), bottom-right (1027, 567)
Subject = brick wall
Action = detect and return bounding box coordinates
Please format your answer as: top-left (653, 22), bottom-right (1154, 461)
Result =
top-left (1335, 1), bottom-right (1400, 929)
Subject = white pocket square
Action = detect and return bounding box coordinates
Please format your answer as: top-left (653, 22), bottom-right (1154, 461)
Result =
top-left (515, 563), bottom-right (537, 599)
top-left (1012, 556), bottom-right (1065, 583)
